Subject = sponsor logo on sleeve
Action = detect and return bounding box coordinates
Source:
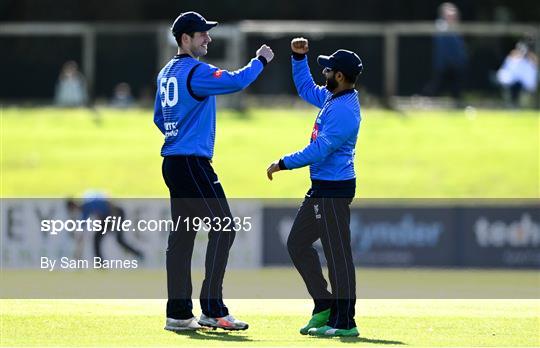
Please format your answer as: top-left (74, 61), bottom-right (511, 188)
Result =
top-left (311, 123), bottom-right (319, 141)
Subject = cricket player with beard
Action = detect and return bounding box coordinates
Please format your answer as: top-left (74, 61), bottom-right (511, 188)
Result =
top-left (267, 37), bottom-right (363, 337)
top-left (154, 11), bottom-right (274, 332)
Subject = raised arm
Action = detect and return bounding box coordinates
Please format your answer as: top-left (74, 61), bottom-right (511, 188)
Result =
top-left (190, 45), bottom-right (274, 98)
top-left (291, 37), bottom-right (331, 108)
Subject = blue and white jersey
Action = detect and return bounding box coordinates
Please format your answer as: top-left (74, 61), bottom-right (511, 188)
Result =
top-left (154, 54), bottom-right (265, 158)
top-left (283, 55), bottom-right (361, 181)
top-left (81, 190), bottom-right (110, 220)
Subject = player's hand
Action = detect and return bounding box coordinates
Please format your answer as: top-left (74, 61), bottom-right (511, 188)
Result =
top-left (256, 44), bottom-right (275, 63)
top-left (266, 160), bottom-right (281, 181)
top-left (291, 37), bottom-right (309, 54)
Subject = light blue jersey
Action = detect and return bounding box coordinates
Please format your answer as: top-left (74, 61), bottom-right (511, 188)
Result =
top-left (283, 55), bottom-right (361, 181)
top-left (154, 54), bottom-right (266, 158)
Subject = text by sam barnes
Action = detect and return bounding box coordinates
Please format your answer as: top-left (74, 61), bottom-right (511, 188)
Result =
top-left (40, 257), bottom-right (138, 271)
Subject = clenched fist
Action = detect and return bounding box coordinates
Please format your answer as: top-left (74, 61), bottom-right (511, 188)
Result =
top-left (291, 37), bottom-right (309, 54)
top-left (266, 160), bottom-right (281, 180)
top-left (256, 44), bottom-right (275, 63)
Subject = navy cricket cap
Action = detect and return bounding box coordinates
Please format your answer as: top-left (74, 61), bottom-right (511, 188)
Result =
top-left (171, 11), bottom-right (218, 36)
top-left (317, 49), bottom-right (363, 78)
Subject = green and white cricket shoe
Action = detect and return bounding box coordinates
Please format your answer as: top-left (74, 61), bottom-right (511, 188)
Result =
top-left (198, 314), bottom-right (249, 331)
top-left (299, 308), bottom-right (331, 335)
top-left (164, 317), bottom-right (202, 331)
top-left (308, 325), bottom-right (360, 337)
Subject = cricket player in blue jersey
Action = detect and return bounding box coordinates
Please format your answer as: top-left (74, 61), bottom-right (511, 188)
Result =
top-left (267, 37), bottom-right (363, 337)
top-left (66, 192), bottom-right (144, 261)
top-left (154, 11), bottom-right (274, 332)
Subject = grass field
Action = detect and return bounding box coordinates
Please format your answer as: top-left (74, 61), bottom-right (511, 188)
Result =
top-left (1, 268), bottom-right (539, 347)
top-left (1, 107), bottom-right (539, 347)
top-left (2, 299), bottom-right (539, 347)
top-left (2, 268), bottom-right (539, 299)
top-left (1, 107), bottom-right (538, 198)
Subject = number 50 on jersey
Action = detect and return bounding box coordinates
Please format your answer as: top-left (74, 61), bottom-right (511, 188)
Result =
top-left (160, 77), bottom-right (178, 107)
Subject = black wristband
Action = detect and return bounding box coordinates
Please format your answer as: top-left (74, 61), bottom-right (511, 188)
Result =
top-left (278, 159), bottom-right (287, 170)
top-left (257, 56), bottom-right (268, 66)
top-left (292, 52), bottom-right (306, 61)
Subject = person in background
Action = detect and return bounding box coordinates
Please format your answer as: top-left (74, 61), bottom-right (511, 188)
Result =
top-left (66, 191), bottom-right (144, 261)
top-left (423, 2), bottom-right (468, 107)
top-left (54, 61), bottom-right (88, 107)
top-left (110, 82), bottom-right (136, 108)
top-left (496, 38), bottom-right (538, 108)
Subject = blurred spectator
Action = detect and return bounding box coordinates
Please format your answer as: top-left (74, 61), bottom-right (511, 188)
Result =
top-left (54, 61), bottom-right (88, 107)
top-left (496, 39), bottom-right (538, 108)
top-left (66, 190), bottom-right (144, 261)
top-left (424, 2), bottom-right (468, 107)
top-left (110, 82), bottom-right (135, 108)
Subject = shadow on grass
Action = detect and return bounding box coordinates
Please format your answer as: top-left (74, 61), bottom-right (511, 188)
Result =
top-left (341, 336), bottom-right (405, 345)
top-left (310, 335), bottom-right (405, 345)
top-left (174, 329), bottom-right (254, 342)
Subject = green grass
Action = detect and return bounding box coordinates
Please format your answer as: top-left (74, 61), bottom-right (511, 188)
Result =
top-left (2, 299), bottom-right (539, 347)
top-left (2, 108), bottom-right (538, 347)
top-left (2, 268), bottom-right (539, 299)
top-left (1, 107), bottom-right (538, 198)
top-left (2, 268), bottom-right (539, 346)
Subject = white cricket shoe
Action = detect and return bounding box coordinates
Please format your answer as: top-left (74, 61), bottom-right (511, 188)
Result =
top-left (198, 314), bottom-right (249, 330)
top-left (164, 317), bottom-right (202, 332)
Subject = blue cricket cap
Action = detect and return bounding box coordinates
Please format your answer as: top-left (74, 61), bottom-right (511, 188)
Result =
top-left (171, 11), bottom-right (218, 36)
top-left (317, 49), bottom-right (363, 78)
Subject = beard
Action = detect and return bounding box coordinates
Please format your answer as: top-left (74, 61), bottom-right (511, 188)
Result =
top-left (191, 43), bottom-right (208, 58)
top-left (325, 76), bottom-right (338, 92)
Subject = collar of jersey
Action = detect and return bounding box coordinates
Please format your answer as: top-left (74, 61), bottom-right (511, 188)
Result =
top-left (174, 53), bottom-right (193, 59)
top-left (330, 88), bottom-right (356, 100)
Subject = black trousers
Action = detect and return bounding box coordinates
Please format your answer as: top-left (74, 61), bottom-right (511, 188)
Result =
top-left (287, 179), bottom-right (356, 329)
top-left (424, 65), bottom-right (465, 102)
top-left (162, 156), bottom-right (235, 319)
top-left (509, 81), bottom-right (524, 105)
